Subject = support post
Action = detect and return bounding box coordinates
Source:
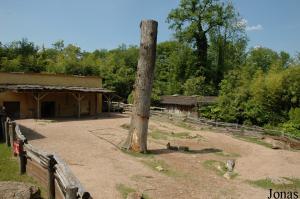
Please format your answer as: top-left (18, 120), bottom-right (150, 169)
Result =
top-left (66, 186), bottom-right (78, 199)
top-left (47, 155), bottom-right (56, 199)
top-left (5, 120), bottom-right (10, 147)
top-left (95, 94), bottom-right (98, 116)
top-left (9, 122), bottom-right (16, 150)
top-left (33, 93), bottom-right (48, 119)
top-left (72, 93), bottom-right (84, 119)
top-left (0, 116), bottom-right (4, 142)
top-left (19, 140), bottom-right (26, 174)
top-left (123, 20), bottom-right (158, 153)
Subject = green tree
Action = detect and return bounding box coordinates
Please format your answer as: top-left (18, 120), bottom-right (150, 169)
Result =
top-left (167, 0), bottom-right (237, 76)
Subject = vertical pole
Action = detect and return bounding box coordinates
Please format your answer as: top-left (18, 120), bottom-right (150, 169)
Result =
top-left (78, 93), bottom-right (81, 119)
top-left (108, 96), bottom-right (111, 114)
top-left (5, 120), bottom-right (10, 147)
top-left (66, 186), bottom-right (78, 199)
top-left (123, 20), bottom-right (158, 153)
top-left (0, 116), bottom-right (4, 142)
top-left (95, 94), bottom-right (98, 116)
top-left (9, 122), bottom-right (16, 149)
top-left (47, 155), bottom-right (56, 199)
top-left (19, 140), bottom-right (26, 174)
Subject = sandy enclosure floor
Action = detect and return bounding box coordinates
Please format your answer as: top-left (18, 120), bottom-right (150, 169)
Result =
top-left (17, 114), bottom-right (300, 199)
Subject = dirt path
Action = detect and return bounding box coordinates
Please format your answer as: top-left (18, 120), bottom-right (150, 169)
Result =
top-left (17, 114), bottom-right (300, 199)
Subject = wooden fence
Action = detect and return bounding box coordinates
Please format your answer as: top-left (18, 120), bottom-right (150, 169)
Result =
top-left (123, 103), bottom-right (300, 141)
top-left (1, 117), bottom-right (91, 199)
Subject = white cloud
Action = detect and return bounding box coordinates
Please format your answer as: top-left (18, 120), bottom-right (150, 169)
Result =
top-left (237, 19), bottom-right (248, 28)
top-left (237, 18), bottom-right (263, 32)
top-left (253, 45), bottom-right (262, 49)
top-left (246, 24), bottom-right (263, 31)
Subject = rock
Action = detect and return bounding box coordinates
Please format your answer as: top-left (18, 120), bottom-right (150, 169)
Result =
top-left (0, 181), bottom-right (41, 199)
top-left (272, 140), bottom-right (284, 149)
top-left (223, 172), bottom-right (231, 180)
top-left (126, 192), bottom-right (143, 199)
top-left (226, 160), bottom-right (235, 172)
top-left (155, 165), bottom-right (164, 172)
top-left (270, 177), bottom-right (293, 185)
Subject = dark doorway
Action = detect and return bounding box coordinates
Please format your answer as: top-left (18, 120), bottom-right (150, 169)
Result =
top-left (41, 101), bottom-right (55, 118)
top-left (3, 101), bottom-right (20, 119)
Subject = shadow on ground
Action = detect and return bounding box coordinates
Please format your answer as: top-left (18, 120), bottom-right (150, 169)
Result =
top-left (149, 148), bottom-right (222, 155)
top-left (18, 125), bottom-right (46, 141)
top-left (33, 113), bottom-right (129, 123)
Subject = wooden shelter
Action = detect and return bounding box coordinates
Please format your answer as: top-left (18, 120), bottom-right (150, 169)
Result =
top-left (0, 72), bottom-right (113, 119)
top-left (160, 95), bottom-right (217, 117)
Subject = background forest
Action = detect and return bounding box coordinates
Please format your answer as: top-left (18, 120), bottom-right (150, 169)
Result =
top-left (0, 0), bottom-right (299, 137)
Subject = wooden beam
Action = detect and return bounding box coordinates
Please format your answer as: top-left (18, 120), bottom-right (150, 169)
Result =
top-left (71, 93), bottom-right (85, 118)
top-left (33, 93), bottom-right (48, 119)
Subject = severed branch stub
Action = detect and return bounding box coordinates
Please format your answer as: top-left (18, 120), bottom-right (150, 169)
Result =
top-left (122, 20), bottom-right (158, 153)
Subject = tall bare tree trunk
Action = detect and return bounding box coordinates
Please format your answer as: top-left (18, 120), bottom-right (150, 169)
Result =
top-left (123, 20), bottom-right (158, 153)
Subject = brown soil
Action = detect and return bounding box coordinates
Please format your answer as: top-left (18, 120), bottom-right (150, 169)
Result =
top-left (17, 113), bottom-right (300, 199)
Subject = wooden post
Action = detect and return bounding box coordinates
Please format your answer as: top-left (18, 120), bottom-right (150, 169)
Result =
top-left (33, 93), bottom-right (48, 119)
top-left (9, 122), bottom-right (16, 149)
top-left (95, 94), bottom-right (98, 116)
top-left (123, 20), bottom-right (158, 153)
top-left (5, 120), bottom-right (10, 147)
top-left (19, 140), bottom-right (26, 174)
top-left (0, 116), bottom-right (4, 142)
top-left (72, 93), bottom-right (84, 119)
top-left (66, 186), bottom-right (78, 199)
top-left (47, 155), bottom-right (56, 199)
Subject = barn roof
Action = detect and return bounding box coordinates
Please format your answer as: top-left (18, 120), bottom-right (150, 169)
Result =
top-left (160, 95), bottom-right (198, 106)
top-left (0, 84), bottom-right (114, 93)
top-left (160, 95), bottom-right (217, 106)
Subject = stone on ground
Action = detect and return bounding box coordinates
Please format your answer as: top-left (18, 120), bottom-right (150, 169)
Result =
top-left (226, 159), bottom-right (235, 172)
top-left (126, 192), bottom-right (143, 199)
top-left (0, 181), bottom-right (40, 199)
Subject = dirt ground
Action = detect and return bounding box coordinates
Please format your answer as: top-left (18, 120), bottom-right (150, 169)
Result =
top-left (17, 113), bottom-right (300, 199)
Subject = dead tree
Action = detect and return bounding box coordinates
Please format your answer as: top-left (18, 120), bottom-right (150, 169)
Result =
top-left (123, 20), bottom-right (158, 153)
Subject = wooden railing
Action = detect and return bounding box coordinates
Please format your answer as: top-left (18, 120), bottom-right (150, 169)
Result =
top-left (123, 103), bottom-right (299, 141)
top-left (151, 110), bottom-right (300, 141)
top-left (1, 117), bottom-right (91, 199)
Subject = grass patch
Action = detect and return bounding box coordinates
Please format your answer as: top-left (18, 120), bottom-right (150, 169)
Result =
top-left (248, 178), bottom-right (300, 190)
top-left (116, 184), bottom-right (136, 199)
top-left (0, 143), bottom-right (46, 197)
top-left (203, 160), bottom-right (227, 176)
top-left (149, 129), bottom-right (169, 140)
top-left (142, 159), bottom-right (182, 178)
top-left (150, 129), bottom-right (192, 140)
top-left (170, 132), bottom-right (190, 138)
top-left (116, 183), bottom-right (150, 199)
top-left (120, 123), bottom-right (130, 130)
top-left (203, 160), bottom-right (238, 179)
top-left (234, 135), bottom-right (273, 148)
top-left (176, 122), bottom-right (196, 131)
top-left (215, 151), bottom-right (240, 158)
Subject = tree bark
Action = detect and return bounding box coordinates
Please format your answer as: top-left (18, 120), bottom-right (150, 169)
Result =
top-left (195, 31), bottom-right (208, 75)
top-left (123, 20), bottom-right (158, 153)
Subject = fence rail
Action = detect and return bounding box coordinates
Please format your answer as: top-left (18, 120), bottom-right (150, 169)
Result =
top-left (123, 103), bottom-right (299, 141)
top-left (0, 117), bottom-right (91, 199)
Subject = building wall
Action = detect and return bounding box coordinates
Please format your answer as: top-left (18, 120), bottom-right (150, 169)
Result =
top-left (0, 91), bottom-right (102, 119)
top-left (163, 104), bottom-right (198, 118)
top-left (0, 72), bottom-right (102, 88)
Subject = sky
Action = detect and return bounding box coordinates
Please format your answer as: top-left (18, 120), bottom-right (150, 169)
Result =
top-left (0, 0), bottom-right (299, 55)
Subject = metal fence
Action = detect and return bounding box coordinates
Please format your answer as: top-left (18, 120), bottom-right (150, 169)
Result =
top-left (1, 117), bottom-right (91, 199)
